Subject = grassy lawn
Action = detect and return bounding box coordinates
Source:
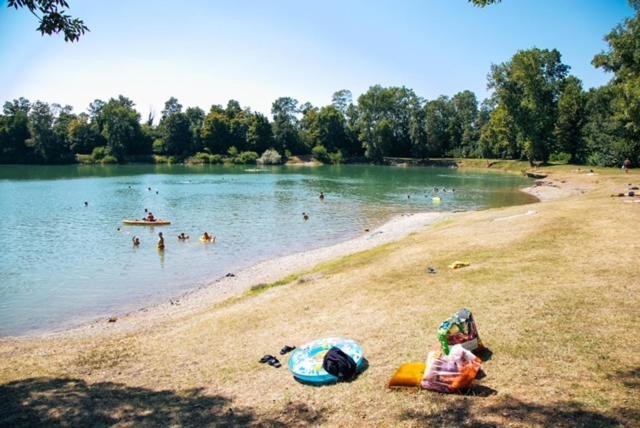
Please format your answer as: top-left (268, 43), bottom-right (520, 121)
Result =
top-left (1, 165), bottom-right (638, 426)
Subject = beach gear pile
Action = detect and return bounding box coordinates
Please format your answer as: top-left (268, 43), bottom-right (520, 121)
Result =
top-left (288, 337), bottom-right (365, 385)
top-left (389, 308), bottom-right (485, 393)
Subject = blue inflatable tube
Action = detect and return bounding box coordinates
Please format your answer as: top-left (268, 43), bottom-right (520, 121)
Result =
top-left (288, 337), bottom-right (365, 385)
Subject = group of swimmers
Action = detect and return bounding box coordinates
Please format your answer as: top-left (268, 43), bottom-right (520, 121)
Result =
top-left (132, 231), bottom-right (215, 249)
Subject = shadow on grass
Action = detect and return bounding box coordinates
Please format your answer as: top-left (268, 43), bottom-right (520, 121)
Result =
top-left (0, 377), bottom-right (327, 427)
top-left (401, 395), bottom-right (635, 427)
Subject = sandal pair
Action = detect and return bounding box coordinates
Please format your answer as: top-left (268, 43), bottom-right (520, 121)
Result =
top-left (259, 355), bottom-right (281, 368)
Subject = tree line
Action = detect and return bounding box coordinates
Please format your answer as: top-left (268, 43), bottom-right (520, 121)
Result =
top-left (1, 4), bottom-right (639, 167)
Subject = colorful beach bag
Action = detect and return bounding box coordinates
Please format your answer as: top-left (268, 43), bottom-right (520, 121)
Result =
top-left (421, 344), bottom-right (482, 393)
top-left (438, 308), bottom-right (483, 355)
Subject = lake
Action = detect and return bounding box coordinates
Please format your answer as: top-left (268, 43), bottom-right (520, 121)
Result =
top-left (0, 164), bottom-right (535, 336)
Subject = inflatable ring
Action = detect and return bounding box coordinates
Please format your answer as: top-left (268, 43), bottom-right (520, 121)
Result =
top-left (288, 337), bottom-right (365, 385)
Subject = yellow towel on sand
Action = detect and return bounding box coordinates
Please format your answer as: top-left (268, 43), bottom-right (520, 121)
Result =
top-left (449, 261), bottom-right (470, 269)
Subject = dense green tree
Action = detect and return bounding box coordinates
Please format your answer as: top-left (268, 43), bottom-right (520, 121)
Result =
top-left (98, 96), bottom-right (144, 158)
top-left (582, 86), bottom-right (622, 166)
top-left (554, 76), bottom-right (587, 162)
top-left (593, 3), bottom-right (640, 164)
top-left (424, 96), bottom-right (454, 157)
top-left (489, 48), bottom-right (569, 164)
top-left (26, 101), bottom-right (72, 162)
top-left (67, 114), bottom-right (102, 154)
top-left (331, 90), bottom-right (352, 115)
top-left (7, 0), bottom-right (88, 42)
top-left (449, 90), bottom-right (479, 156)
top-left (246, 112), bottom-right (274, 154)
top-left (161, 112), bottom-right (191, 156)
top-left (0, 99), bottom-right (32, 162)
top-left (161, 97), bottom-right (183, 120)
top-left (300, 105), bottom-right (348, 153)
top-left (356, 85), bottom-right (420, 161)
top-left (202, 110), bottom-right (231, 154)
top-left (271, 97), bottom-right (302, 154)
top-left (479, 103), bottom-right (519, 158)
top-left (185, 106), bottom-right (205, 152)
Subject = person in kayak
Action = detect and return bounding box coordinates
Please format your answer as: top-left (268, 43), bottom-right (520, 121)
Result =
top-left (146, 212), bottom-right (156, 222)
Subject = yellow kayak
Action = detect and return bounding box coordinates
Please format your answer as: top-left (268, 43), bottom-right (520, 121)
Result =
top-left (122, 219), bottom-right (171, 226)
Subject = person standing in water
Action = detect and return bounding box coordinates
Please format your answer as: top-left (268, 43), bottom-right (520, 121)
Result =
top-left (157, 232), bottom-right (165, 250)
top-left (132, 236), bottom-right (140, 246)
top-left (319, 192), bottom-right (325, 200)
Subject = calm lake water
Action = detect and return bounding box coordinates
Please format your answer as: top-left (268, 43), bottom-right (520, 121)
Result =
top-left (0, 164), bottom-right (534, 336)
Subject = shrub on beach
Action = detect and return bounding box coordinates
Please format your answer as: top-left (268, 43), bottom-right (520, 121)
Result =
top-left (312, 145), bottom-right (330, 163)
top-left (101, 155), bottom-right (118, 164)
top-left (209, 154), bottom-right (223, 164)
top-left (329, 150), bottom-right (344, 164)
top-left (549, 152), bottom-right (572, 164)
top-left (258, 149), bottom-right (283, 165)
top-left (91, 146), bottom-right (111, 162)
top-left (152, 139), bottom-right (167, 155)
top-left (233, 151), bottom-right (259, 164)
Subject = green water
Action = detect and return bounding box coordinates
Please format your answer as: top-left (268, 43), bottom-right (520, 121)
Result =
top-left (0, 164), bottom-right (535, 336)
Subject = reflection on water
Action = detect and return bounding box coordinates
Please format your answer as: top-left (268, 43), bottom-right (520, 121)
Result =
top-left (0, 164), bottom-right (534, 336)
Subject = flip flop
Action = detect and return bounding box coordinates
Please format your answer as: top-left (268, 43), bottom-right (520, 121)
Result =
top-left (268, 357), bottom-right (281, 368)
top-left (259, 355), bottom-right (274, 364)
top-left (280, 345), bottom-right (296, 355)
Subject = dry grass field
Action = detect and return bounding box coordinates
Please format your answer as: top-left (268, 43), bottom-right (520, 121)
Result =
top-left (1, 165), bottom-right (638, 427)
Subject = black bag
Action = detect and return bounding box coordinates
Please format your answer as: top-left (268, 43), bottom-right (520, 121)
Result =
top-left (322, 347), bottom-right (357, 381)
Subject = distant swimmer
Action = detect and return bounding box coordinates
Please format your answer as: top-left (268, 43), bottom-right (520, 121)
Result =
top-left (433, 187), bottom-right (439, 192)
top-left (144, 208), bottom-right (148, 213)
top-left (148, 187), bottom-right (152, 191)
top-left (84, 201), bottom-right (88, 207)
top-left (201, 232), bottom-right (215, 243)
top-left (156, 191), bottom-right (159, 194)
top-left (157, 232), bottom-right (165, 250)
top-left (319, 192), bottom-right (325, 200)
top-left (132, 236), bottom-right (140, 246)
top-left (303, 212), bottom-right (309, 221)
top-left (407, 195), bottom-right (410, 199)
top-left (178, 233), bottom-right (189, 240)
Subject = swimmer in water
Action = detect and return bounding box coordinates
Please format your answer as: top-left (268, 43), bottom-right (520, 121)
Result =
top-left (303, 212), bottom-right (309, 221)
top-left (319, 192), bottom-right (325, 200)
top-left (157, 232), bottom-right (165, 250)
top-left (84, 201), bottom-right (88, 207)
top-left (132, 236), bottom-right (140, 246)
top-left (178, 233), bottom-right (189, 240)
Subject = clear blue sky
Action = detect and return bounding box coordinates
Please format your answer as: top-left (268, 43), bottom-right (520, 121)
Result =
top-left (0, 0), bottom-right (635, 118)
